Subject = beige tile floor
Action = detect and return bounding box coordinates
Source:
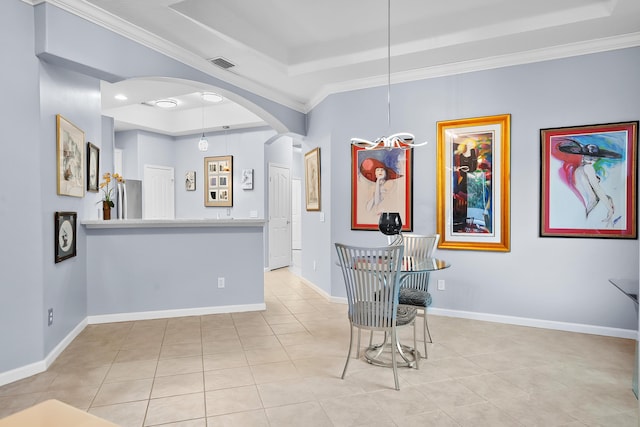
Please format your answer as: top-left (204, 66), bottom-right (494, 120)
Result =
top-left (0, 268), bottom-right (638, 426)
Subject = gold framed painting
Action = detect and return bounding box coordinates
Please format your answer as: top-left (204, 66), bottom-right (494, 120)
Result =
top-left (204, 155), bottom-right (233, 207)
top-left (304, 147), bottom-right (321, 211)
top-left (56, 114), bottom-right (85, 197)
top-left (436, 114), bottom-right (511, 251)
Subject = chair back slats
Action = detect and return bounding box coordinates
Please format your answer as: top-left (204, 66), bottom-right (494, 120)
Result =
top-left (335, 243), bottom-right (404, 329)
top-left (399, 234), bottom-right (439, 291)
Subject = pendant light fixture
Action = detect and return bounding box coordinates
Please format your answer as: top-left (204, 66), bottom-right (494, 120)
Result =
top-left (198, 93), bottom-right (208, 152)
top-left (350, 0), bottom-right (428, 151)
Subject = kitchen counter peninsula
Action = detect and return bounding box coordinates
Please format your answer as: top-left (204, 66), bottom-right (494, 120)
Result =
top-left (82, 218), bottom-right (266, 323)
top-left (81, 218), bottom-right (265, 229)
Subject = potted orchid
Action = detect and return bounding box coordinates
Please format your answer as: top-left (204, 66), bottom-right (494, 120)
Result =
top-left (98, 172), bottom-right (124, 219)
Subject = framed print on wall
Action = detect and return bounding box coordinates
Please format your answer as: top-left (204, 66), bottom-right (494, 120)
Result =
top-left (87, 142), bottom-right (99, 192)
top-left (351, 144), bottom-right (413, 231)
top-left (241, 168), bottom-right (254, 190)
top-left (54, 211), bottom-right (77, 263)
top-left (304, 147), bottom-right (321, 211)
top-left (204, 155), bottom-right (233, 207)
top-left (56, 114), bottom-right (85, 197)
top-left (436, 114), bottom-right (511, 251)
top-left (185, 170), bottom-right (196, 191)
top-left (540, 121), bottom-right (638, 239)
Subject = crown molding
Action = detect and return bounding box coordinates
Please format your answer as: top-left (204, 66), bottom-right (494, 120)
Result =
top-left (35, 0), bottom-right (308, 113)
top-left (306, 31), bottom-right (640, 111)
top-left (28, 2), bottom-right (640, 116)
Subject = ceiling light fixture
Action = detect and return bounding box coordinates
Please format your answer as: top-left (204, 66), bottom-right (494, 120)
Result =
top-left (154, 99), bottom-right (178, 109)
top-left (114, 94), bottom-right (128, 101)
top-left (350, 0), bottom-right (428, 151)
top-left (198, 93), bottom-right (209, 152)
top-left (202, 92), bottom-right (223, 103)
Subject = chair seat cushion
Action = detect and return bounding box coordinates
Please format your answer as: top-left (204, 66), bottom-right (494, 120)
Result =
top-left (399, 288), bottom-right (432, 307)
top-left (396, 306), bottom-right (417, 326)
top-left (351, 302), bottom-right (417, 327)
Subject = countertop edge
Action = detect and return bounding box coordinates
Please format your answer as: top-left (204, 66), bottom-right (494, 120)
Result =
top-left (80, 219), bottom-right (266, 229)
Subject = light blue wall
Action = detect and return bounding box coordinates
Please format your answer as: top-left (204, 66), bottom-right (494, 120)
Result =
top-left (33, 3), bottom-right (305, 136)
top-left (0, 0), bottom-right (44, 373)
top-left (39, 61), bottom-right (102, 356)
top-left (86, 226), bottom-right (264, 315)
top-left (303, 100), bottom-right (334, 295)
top-left (2, 0), bottom-right (638, 382)
top-left (115, 130), bottom-right (175, 180)
top-left (174, 128), bottom-right (275, 220)
top-left (115, 131), bottom-right (139, 179)
top-left (308, 48), bottom-right (640, 330)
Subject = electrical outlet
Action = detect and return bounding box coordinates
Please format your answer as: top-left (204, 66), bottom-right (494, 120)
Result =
top-left (437, 280), bottom-right (445, 291)
top-left (48, 308), bottom-right (54, 326)
top-left (217, 277), bottom-right (225, 288)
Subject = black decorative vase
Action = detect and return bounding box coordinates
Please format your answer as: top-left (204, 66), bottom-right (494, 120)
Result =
top-left (378, 212), bottom-right (402, 236)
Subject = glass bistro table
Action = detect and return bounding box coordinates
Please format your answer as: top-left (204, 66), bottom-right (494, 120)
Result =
top-left (363, 256), bottom-right (450, 368)
top-left (609, 278), bottom-right (639, 399)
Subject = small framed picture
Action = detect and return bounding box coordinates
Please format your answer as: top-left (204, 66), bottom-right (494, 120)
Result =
top-left (204, 155), bottom-right (233, 207)
top-left (185, 171), bottom-right (196, 191)
top-left (55, 211), bottom-right (77, 263)
top-left (305, 147), bottom-right (321, 211)
top-left (87, 142), bottom-right (99, 192)
top-left (241, 168), bottom-right (254, 190)
top-left (57, 115), bottom-right (85, 197)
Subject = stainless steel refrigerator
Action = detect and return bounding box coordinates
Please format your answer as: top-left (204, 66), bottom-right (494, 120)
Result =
top-left (117, 179), bottom-right (142, 219)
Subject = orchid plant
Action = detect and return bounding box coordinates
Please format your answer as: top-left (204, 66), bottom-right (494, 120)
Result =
top-left (99, 172), bottom-right (125, 207)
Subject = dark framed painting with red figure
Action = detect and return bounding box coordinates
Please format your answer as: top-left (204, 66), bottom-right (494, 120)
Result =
top-left (351, 144), bottom-right (413, 231)
top-left (540, 121), bottom-right (638, 239)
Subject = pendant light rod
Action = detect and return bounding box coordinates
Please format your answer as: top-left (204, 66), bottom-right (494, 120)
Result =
top-left (198, 92), bottom-right (209, 151)
top-left (350, 0), bottom-right (428, 151)
top-left (387, 0), bottom-right (391, 132)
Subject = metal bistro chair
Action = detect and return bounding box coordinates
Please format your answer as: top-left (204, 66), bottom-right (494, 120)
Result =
top-left (396, 234), bottom-right (440, 358)
top-left (335, 243), bottom-right (417, 390)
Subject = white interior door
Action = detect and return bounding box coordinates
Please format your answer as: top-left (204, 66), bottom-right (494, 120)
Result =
top-left (291, 178), bottom-right (302, 250)
top-left (143, 164), bottom-right (175, 219)
top-left (268, 164), bottom-right (291, 270)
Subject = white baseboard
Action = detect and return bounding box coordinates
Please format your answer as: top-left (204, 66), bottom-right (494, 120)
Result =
top-left (0, 360), bottom-right (46, 388)
top-left (298, 278), bottom-right (636, 339)
top-left (0, 317), bottom-right (86, 388)
top-left (299, 277), bottom-right (336, 302)
top-left (428, 307), bottom-right (637, 340)
top-left (1, 303), bottom-right (265, 387)
top-left (87, 303), bottom-right (266, 324)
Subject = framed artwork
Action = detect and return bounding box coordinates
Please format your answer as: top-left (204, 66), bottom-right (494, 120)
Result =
top-left (241, 168), bottom-right (254, 190)
top-left (305, 147), bottom-right (321, 211)
top-left (540, 121), bottom-right (638, 239)
top-left (185, 171), bottom-right (196, 191)
top-left (351, 144), bottom-right (413, 231)
top-left (87, 142), bottom-right (99, 192)
top-left (436, 114), bottom-right (511, 251)
top-left (204, 155), bottom-right (233, 207)
top-left (56, 115), bottom-right (85, 197)
top-left (54, 211), bottom-right (77, 263)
